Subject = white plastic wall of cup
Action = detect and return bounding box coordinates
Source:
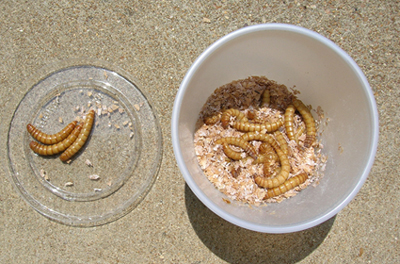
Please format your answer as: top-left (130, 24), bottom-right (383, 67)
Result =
top-left (172, 23), bottom-right (379, 233)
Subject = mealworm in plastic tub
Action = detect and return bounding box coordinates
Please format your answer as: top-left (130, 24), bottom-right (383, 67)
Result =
top-left (263, 173), bottom-right (308, 199)
top-left (193, 76), bottom-right (327, 205)
top-left (292, 98), bottom-right (316, 148)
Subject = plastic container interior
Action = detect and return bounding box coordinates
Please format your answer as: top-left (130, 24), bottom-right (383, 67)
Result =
top-left (172, 24), bottom-right (379, 233)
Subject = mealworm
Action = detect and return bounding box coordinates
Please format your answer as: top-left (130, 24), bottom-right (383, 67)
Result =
top-left (284, 104), bottom-right (296, 141)
top-left (274, 131), bottom-right (289, 155)
top-left (258, 143), bottom-right (278, 162)
top-left (29, 124), bottom-right (83, 156)
top-left (260, 89), bottom-right (270, 107)
top-left (251, 134), bottom-right (291, 188)
top-left (259, 142), bottom-right (273, 154)
top-left (215, 137), bottom-right (257, 159)
top-left (253, 152), bottom-right (279, 164)
top-left (294, 125), bottom-right (306, 144)
top-left (263, 173), bottom-right (308, 199)
top-left (221, 109), bottom-right (248, 128)
top-left (204, 113), bottom-right (221, 125)
top-left (60, 110), bottom-right (95, 162)
top-left (292, 98), bottom-right (316, 148)
top-left (27, 121), bottom-right (78, 145)
top-left (222, 143), bottom-right (244, 160)
top-left (232, 119), bottom-right (283, 132)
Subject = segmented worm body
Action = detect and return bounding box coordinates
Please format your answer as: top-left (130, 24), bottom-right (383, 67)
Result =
top-left (232, 119), bottom-right (283, 132)
top-left (60, 110), bottom-right (95, 162)
top-left (27, 121), bottom-right (78, 145)
top-left (204, 113), bottom-right (221, 125)
top-left (294, 125), bottom-right (305, 143)
top-left (222, 143), bottom-right (244, 160)
top-left (256, 142), bottom-right (278, 164)
top-left (284, 104), bottom-right (296, 141)
top-left (274, 131), bottom-right (289, 155)
top-left (29, 124), bottom-right (83, 155)
top-left (260, 89), bottom-right (270, 107)
top-left (254, 152), bottom-right (278, 164)
top-left (263, 173), bottom-right (308, 199)
top-left (215, 137), bottom-right (257, 159)
top-left (242, 132), bottom-right (290, 188)
top-left (292, 99), bottom-right (316, 148)
top-left (221, 109), bottom-right (248, 128)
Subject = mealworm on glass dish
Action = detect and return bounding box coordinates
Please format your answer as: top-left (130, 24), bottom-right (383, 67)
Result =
top-left (60, 110), bottom-right (95, 162)
top-left (29, 124), bottom-right (83, 156)
top-left (220, 108), bottom-right (248, 128)
top-left (232, 119), bottom-right (283, 132)
top-left (263, 172), bottom-right (308, 199)
top-left (292, 98), bottom-right (316, 148)
top-left (284, 104), bottom-right (296, 141)
top-left (27, 121), bottom-right (77, 145)
top-left (214, 137), bottom-right (257, 159)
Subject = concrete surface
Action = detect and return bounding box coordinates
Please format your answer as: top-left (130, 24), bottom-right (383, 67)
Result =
top-left (0, 0), bottom-right (398, 263)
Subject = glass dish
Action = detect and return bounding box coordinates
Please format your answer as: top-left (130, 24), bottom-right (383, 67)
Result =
top-left (3, 60), bottom-right (162, 226)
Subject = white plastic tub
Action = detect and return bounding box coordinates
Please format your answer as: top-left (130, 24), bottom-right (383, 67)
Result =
top-left (172, 24), bottom-right (379, 233)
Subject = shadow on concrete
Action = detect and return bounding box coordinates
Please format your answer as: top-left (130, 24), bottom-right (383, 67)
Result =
top-left (185, 184), bottom-right (335, 264)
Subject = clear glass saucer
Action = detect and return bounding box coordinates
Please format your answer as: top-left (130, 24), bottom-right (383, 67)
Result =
top-left (3, 60), bottom-right (162, 226)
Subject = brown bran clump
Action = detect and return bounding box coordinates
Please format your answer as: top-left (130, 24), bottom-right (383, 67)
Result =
top-left (193, 76), bottom-right (327, 205)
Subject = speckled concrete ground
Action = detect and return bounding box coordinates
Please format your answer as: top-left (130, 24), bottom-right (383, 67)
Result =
top-left (0, 1), bottom-right (398, 263)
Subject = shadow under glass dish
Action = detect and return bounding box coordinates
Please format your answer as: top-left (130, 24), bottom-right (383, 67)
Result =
top-left (6, 64), bottom-right (162, 226)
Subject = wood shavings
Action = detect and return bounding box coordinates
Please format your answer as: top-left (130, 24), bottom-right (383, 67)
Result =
top-left (111, 104), bottom-right (119, 111)
top-left (88, 174), bottom-right (100, 181)
top-left (134, 104), bottom-right (140, 111)
top-left (85, 159), bottom-right (93, 167)
top-left (40, 169), bottom-right (49, 181)
top-left (64, 182), bottom-right (74, 187)
top-left (194, 76), bottom-right (328, 205)
top-left (58, 117), bottom-right (63, 124)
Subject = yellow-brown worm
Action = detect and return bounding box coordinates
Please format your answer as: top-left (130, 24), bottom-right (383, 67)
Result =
top-left (292, 98), bottom-right (316, 148)
top-left (232, 119), bottom-right (283, 133)
top-left (294, 125), bottom-right (306, 144)
top-left (215, 137), bottom-right (257, 159)
top-left (274, 130), bottom-right (289, 155)
top-left (263, 173), bottom-right (308, 199)
top-left (29, 124), bottom-right (83, 156)
top-left (27, 121), bottom-right (77, 145)
top-left (60, 110), bottom-right (95, 162)
top-left (284, 104), bottom-right (296, 141)
top-left (221, 108), bottom-right (248, 128)
top-left (242, 133), bottom-right (290, 189)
